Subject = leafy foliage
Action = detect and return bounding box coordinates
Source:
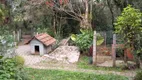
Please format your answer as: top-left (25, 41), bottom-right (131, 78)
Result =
top-left (71, 29), bottom-right (104, 53)
top-left (115, 5), bottom-right (142, 67)
top-left (0, 4), bottom-right (8, 25)
top-left (0, 56), bottom-right (29, 80)
top-left (134, 70), bottom-right (142, 80)
top-left (0, 27), bottom-right (28, 80)
top-left (71, 29), bottom-right (93, 52)
top-left (115, 5), bottom-right (142, 48)
top-left (133, 33), bottom-right (142, 61)
top-left (0, 35), bottom-right (15, 57)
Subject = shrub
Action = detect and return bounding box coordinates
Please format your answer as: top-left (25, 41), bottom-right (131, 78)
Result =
top-left (116, 48), bottom-right (124, 58)
top-left (13, 56), bottom-right (25, 66)
top-left (115, 5), bottom-right (142, 67)
top-left (71, 29), bottom-right (93, 53)
top-left (0, 56), bottom-right (29, 80)
top-left (134, 70), bottom-right (142, 80)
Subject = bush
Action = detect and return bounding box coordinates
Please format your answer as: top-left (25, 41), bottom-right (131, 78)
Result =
top-left (0, 56), bottom-right (29, 80)
top-left (71, 29), bottom-right (93, 53)
top-left (134, 70), bottom-right (142, 80)
top-left (13, 56), bottom-right (25, 66)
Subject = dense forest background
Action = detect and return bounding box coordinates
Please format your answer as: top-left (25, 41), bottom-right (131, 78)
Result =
top-left (1, 0), bottom-right (142, 39)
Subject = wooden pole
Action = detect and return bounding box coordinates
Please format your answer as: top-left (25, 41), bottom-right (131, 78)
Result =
top-left (105, 32), bottom-right (106, 46)
top-left (93, 31), bottom-right (97, 65)
top-left (17, 30), bottom-right (20, 42)
top-left (112, 34), bottom-right (116, 67)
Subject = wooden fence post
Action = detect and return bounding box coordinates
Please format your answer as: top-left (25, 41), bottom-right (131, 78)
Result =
top-left (93, 31), bottom-right (97, 65)
top-left (17, 29), bottom-right (21, 42)
top-left (112, 34), bottom-right (116, 67)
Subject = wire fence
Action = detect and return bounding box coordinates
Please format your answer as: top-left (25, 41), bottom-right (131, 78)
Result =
top-left (95, 31), bottom-right (142, 67)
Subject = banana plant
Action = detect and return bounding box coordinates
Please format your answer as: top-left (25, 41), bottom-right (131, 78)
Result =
top-left (71, 29), bottom-right (104, 53)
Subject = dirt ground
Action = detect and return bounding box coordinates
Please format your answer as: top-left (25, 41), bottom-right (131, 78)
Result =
top-left (16, 45), bottom-right (78, 67)
top-left (16, 45), bottom-right (48, 66)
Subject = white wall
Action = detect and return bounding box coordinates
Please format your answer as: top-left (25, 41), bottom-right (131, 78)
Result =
top-left (30, 39), bottom-right (45, 55)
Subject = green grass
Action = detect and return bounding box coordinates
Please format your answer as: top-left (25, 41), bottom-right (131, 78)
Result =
top-left (77, 56), bottom-right (122, 71)
top-left (26, 68), bottom-right (128, 80)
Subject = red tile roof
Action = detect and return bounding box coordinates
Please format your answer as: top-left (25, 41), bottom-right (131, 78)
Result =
top-left (26, 33), bottom-right (56, 46)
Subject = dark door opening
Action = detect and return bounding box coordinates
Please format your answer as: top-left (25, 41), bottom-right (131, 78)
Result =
top-left (35, 45), bottom-right (40, 52)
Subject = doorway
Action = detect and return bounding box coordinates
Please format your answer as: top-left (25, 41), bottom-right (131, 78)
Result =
top-left (35, 45), bottom-right (40, 54)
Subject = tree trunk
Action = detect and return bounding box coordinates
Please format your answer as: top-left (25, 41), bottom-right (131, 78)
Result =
top-left (90, 0), bottom-right (93, 29)
top-left (81, 0), bottom-right (91, 29)
top-left (84, 0), bottom-right (89, 27)
top-left (107, 0), bottom-right (115, 30)
top-left (53, 12), bottom-right (57, 36)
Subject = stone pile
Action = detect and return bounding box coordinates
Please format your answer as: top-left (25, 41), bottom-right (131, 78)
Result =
top-left (44, 46), bottom-right (80, 64)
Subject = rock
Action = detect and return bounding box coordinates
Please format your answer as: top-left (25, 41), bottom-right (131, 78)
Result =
top-left (68, 51), bottom-right (80, 63)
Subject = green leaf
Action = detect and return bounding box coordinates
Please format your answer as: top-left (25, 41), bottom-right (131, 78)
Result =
top-left (71, 34), bottom-right (77, 41)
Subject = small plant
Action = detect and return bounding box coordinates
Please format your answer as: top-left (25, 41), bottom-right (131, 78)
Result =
top-left (13, 56), bottom-right (25, 66)
top-left (134, 70), bottom-right (142, 80)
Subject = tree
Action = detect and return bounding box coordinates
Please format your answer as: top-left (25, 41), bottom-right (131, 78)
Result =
top-left (115, 5), bottom-right (142, 67)
top-left (113, 0), bottom-right (142, 11)
top-left (0, 2), bottom-right (9, 25)
top-left (0, 5), bottom-right (5, 24)
top-left (45, 0), bottom-right (93, 29)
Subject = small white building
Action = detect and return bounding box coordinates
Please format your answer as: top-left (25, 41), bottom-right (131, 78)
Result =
top-left (26, 33), bottom-right (56, 55)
